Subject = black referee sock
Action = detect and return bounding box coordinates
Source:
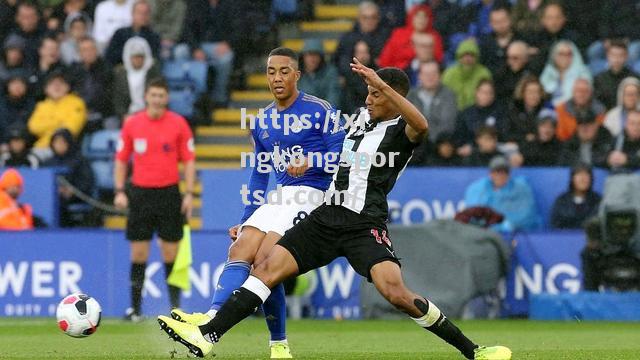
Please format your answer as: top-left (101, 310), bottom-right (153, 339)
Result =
top-left (198, 287), bottom-right (263, 343)
top-left (163, 262), bottom-right (181, 309)
top-left (130, 262), bottom-right (146, 314)
top-left (413, 299), bottom-right (477, 359)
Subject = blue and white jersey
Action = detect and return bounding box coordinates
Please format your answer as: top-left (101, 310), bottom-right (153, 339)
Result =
top-left (241, 91), bottom-right (345, 222)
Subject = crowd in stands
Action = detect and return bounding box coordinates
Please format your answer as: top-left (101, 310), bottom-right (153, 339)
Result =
top-left (1, 0), bottom-right (640, 230)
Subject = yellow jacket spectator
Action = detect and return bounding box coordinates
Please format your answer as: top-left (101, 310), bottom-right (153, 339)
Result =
top-left (442, 38), bottom-right (492, 110)
top-left (28, 72), bottom-right (87, 149)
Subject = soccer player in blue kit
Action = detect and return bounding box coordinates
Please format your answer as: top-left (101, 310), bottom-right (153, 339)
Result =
top-left (169, 47), bottom-right (345, 359)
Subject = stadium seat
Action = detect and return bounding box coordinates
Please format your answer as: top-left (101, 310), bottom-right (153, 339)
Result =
top-left (632, 60), bottom-right (640, 74)
top-left (82, 129), bottom-right (120, 191)
top-left (169, 88), bottom-right (196, 118)
top-left (588, 59), bottom-right (608, 76)
top-left (163, 60), bottom-right (208, 95)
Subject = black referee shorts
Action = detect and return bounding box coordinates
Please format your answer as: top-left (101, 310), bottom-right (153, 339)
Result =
top-left (126, 185), bottom-right (184, 242)
top-left (277, 204), bottom-right (400, 282)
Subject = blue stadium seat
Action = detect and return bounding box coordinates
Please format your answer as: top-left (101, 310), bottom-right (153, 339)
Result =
top-left (633, 60), bottom-right (640, 74)
top-left (588, 59), bottom-right (608, 76)
top-left (168, 88), bottom-right (196, 118)
top-left (163, 60), bottom-right (208, 95)
top-left (82, 129), bottom-right (120, 191)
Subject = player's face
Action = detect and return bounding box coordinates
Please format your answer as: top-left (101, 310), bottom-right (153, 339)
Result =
top-left (267, 55), bottom-right (300, 101)
top-left (365, 86), bottom-right (394, 121)
top-left (145, 86), bottom-right (169, 109)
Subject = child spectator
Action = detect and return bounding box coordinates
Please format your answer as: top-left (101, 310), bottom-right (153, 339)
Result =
top-left (550, 164), bottom-right (601, 229)
top-left (464, 126), bottom-right (502, 167)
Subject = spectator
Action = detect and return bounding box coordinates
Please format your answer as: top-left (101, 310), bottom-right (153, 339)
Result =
top-left (406, 60), bottom-right (458, 142)
top-left (594, 41), bottom-right (640, 111)
top-left (42, 128), bottom-right (94, 227)
top-left (427, 132), bottom-right (462, 166)
top-left (454, 80), bottom-right (507, 154)
top-left (113, 36), bottom-right (160, 121)
top-left (59, 11), bottom-right (92, 65)
top-left (49, 0), bottom-right (95, 32)
top-left (0, 168), bottom-right (33, 230)
top-left (423, 0), bottom-right (461, 41)
top-left (405, 32), bottom-right (436, 86)
top-left (378, 4), bottom-right (444, 68)
top-left (558, 109), bottom-right (612, 167)
top-left (511, 0), bottom-right (548, 34)
top-left (0, 124), bottom-right (40, 168)
top-left (459, 0), bottom-right (511, 38)
top-left (334, 1), bottom-right (390, 78)
top-left (0, 34), bottom-right (28, 82)
top-left (0, 75), bottom-right (35, 133)
top-left (28, 72), bottom-right (87, 152)
top-left (479, 6), bottom-right (519, 75)
top-left (7, 2), bottom-right (45, 69)
top-left (607, 110), bottom-right (640, 172)
top-left (70, 36), bottom-right (114, 130)
top-left (0, 0), bottom-right (18, 45)
top-left (604, 77), bottom-right (640, 137)
top-left (597, 0), bottom-right (640, 64)
top-left (464, 155), bottom-right (541, 232)
top-left (442, 38), bottom-right (492, 110)
top-left (30, 36), bottom-right (66, 99)
top-left (298, 39), bottom-right (340, 107)
top-left (555, 78), bottom-right (606, 141)
top-left (179, 0), bottom-right (235, 106)
top-left (550, 164), bottom-right (601, 229)
top-left (506, 75), bottom-right (550, 143)
top-left (494, 41), bottom-right (531, 104)
top-left (148, 0), bottom-right (186, 57)
top-left (518, 109), bottom-right (561, 166)
top-left (464, 126), bottom-right (502, 167)
top-left (105, 0), bottom-right (160, 66)
top-left (540, 40), bottom-right (591, 107)
top-left (92, 0), bottom-right (133, 52)
top-left (524, 2), bottom-right (578, 74)
top-left (342, 40), bottom-right (377, 114)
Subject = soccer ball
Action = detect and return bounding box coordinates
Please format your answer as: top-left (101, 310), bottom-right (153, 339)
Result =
top-left (56, 293), bottom-right (102, 338)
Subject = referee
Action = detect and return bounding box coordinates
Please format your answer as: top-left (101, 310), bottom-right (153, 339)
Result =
top-left (114, 78), bottom-right (196, 321)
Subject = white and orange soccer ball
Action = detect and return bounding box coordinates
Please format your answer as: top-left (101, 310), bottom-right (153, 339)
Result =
top-left (56, 293), bottom-right (102, 338)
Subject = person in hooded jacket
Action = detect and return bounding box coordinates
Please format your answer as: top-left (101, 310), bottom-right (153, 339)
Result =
top-left (59, 11), bottom-right (92, 65)
top-left (0, 75), bottom-right (35, 133)
top-left (603, 77), bottom-right (640, 138)
top-left (42, 127), bottom-right (95, 227)
top-left (297, 39), bottom-right (340, 107)
top-left (377, 4), bottom-right (444, 68)
top-left (0, 124), bottom-right (39, 168)
top-left (550, 164), bottom-right (601, 229)
top-left (112, 36), bottom-right (160, 122)
top-left (442, 38), bottom-right (492, 111)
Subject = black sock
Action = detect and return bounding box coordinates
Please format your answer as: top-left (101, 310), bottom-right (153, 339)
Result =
top-left (164, 262), bottom-right (181, 308)
top-left (130, 262), bottom-right (146, 314)
top-left (427, 315), bottom-right (477, 359)
top-left (198, 287), bottom-right (263, 342)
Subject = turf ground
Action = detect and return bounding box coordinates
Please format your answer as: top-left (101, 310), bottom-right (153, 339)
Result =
top-left (0, 318), bottom-right (638, 359)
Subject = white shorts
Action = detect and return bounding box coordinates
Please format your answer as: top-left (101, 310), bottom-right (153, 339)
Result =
top-left (241, 185), bottom-right (325, 236)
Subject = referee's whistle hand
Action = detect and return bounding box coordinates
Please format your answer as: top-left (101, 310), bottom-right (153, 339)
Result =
top-left (114, 192), bottom-right (128, 210)
top-left (181, 194), bottom-right (194, 220)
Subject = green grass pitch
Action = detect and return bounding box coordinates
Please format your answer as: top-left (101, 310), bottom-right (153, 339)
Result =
top-left (0, 318), bottom-right (638, 359)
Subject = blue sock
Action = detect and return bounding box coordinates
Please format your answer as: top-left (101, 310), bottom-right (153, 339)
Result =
top-left (262, 283), bottom-right (287, 341)
top-left (210, 260), bottom-right (251, 311)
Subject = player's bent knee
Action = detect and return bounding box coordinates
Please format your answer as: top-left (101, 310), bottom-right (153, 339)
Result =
top-left (228, 238), bottom-right (258, 263)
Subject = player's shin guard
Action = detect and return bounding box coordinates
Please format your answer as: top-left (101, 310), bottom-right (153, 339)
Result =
top-left (210, 260), bottom-right (251, 312)
top-left (199, 276), bottom-right (271, 343)
top-left (412, 298), bottom-right (477, 360)
top-left (262, 283), bottom-right (287, 341)
top-left (164, 262), bottom-right (181, 309)
top-left (130, 262), bottom-right (146, 314)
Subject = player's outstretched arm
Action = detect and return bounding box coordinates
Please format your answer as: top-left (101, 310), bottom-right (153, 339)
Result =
top-left (350, 57), bottom-right (428, 143)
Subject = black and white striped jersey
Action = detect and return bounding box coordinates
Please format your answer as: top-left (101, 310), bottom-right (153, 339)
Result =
top-left (328, 110), bottom-right (419, 222)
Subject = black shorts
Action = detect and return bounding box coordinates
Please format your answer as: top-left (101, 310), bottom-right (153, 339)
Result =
top-left (277, 204), bottom-right (400, 282)
top-left (126, 185), bottom-right (184, 242)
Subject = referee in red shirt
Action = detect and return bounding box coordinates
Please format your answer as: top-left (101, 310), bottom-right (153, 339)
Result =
top-left (113, 78), bottom-right (196, 321)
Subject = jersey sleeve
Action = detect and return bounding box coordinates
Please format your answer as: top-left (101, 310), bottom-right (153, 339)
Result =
top-left (319, 108), bottom-right (346, 173)
top-left (177, 117), bottom-right (196, 162)
top-left (240, 129), bottom-right (270, 223)
top-left (115, 119), bottom-right (133, 162)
